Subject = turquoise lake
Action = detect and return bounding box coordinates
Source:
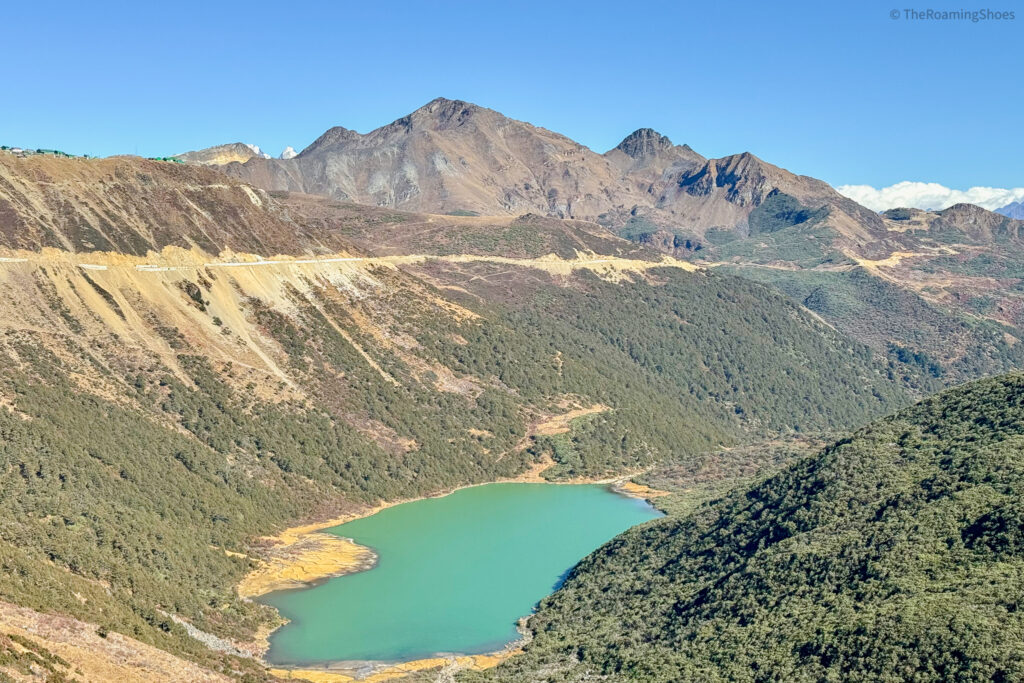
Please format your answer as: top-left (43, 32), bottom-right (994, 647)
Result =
top-left (261, 482), bottom-right (661, 665)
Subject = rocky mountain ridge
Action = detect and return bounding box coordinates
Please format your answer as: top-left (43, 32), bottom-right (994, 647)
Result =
top-left (996, 199), bottom-right (1024, 219)
top-left (184, 99), bottom-right (862, 245)
top-left (199, 98), bottom-right (1022, 271)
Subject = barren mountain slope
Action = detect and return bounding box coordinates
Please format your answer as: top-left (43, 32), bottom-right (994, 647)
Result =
top-left (602, 127), bottom-right (705, 202)
top-left (0, 154), bottom-right (349, 255)
top-left (224, 98), bottom-right (642, 218)
top-left (273, 192), bottom-right (654, 260)
top-left (217, 98), bottom-right (900, 256)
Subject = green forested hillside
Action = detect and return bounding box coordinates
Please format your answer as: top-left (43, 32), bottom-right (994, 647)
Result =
top-left (375, 264), bottom-right (933, 477)
top-left (716, 265), bottom-right (1024, 382)
top-left (0, 257), bottom-right (928, 674)
top-left (470, 373), bottom-right (1024, 682)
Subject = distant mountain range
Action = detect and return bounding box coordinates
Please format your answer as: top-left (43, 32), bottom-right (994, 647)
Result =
top-left (997, 200), bottom-right (1024, 219)
top-left (173, 142), bottom-right (300, 165)
top-left (173, 142), bottom-right (269, 165)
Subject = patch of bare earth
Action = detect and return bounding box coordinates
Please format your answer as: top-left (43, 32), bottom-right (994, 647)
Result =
top-left (0, 601), bottom-right (229, 682)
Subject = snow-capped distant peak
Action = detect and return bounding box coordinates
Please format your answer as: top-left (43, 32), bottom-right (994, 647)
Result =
top-left (280, 146), bottom-right (298, 160)
top-left (244, 143), bottom-right (271, 159)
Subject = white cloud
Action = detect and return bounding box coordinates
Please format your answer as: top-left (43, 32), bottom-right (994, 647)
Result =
top-left (836, 182), bottom-right (1024, 212)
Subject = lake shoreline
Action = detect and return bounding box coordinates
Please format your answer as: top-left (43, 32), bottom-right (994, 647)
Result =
top-left (241, 459), bottom-right (667, 680)
top-left (237, 456), bottom-right (561, 601)
top-left (239, 457), bottom-right (663, 600)
top-left (265, 629), bottom-right (527, 682)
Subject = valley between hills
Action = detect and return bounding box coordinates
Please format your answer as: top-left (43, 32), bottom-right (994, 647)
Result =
top-left (2, 98), bottom-right (1024, 682)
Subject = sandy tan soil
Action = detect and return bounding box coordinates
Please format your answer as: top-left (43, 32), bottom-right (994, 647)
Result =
top-left (267, 652), bottom-right (510, 682)
top-left (0, 601), bottom-right (229, 682)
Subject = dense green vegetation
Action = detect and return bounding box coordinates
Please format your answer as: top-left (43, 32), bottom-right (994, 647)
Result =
top-left (638, 437), bottom-right (826, 517)
top-left (612, 217), bottom-right (702, 252)
top-left (468, 373), bottom-right (1024, 682)
top-left (717, 266), bottom-right (1024, 382)
top-left (919, 248), bottom-right (1024, 279)
top-left (0, 259), bottom-right (928, 674)
top-left (0, 346), bottom-right (281, 678)
top-left (433, 222), bottom-right (551, 257)
top-left (691, 221), bottom-right (843, 268)
top-left (746, 190), bottom-right (828, 236)
top-left (411, 265), bottom-right (926, 477)
top-left (613, 216), bottom-right (663, 242)
top-left (883, 207), bottom-right (915, 221)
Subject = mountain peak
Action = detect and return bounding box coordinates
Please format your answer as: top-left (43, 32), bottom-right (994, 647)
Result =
top-left (420, 96), bottom-right (477, 111)
top-left (940, 202), bottom-right (993, 217)
top-left (301, 126), bottom-right (361, 155)
top-left (401, 97), bottom-right (486, 129)
top-left (937, 201), bottom-right (1024, 226)
top-left (614, 128), bottom-right (674, 160)
top-left (997, 200), bottom-right (1024, 219)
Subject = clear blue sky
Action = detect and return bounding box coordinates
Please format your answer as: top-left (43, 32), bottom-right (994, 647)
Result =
top-left (1, 0), bottom-right (1019, 188)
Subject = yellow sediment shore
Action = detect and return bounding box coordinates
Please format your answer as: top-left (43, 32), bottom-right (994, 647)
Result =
top-left (239, 442), bottom-right (576, 601)
top-left (613, 480), bottom-right (671, 499)
top-left (237, 533), bottom-right (376, 600)
top-left (238, 462), bottom-right (550, 601)
top-left (239, 463), bottom-right (558, 601)
top-left (268, 652), bottom-right (512, 682)
top-left (242, 403), bottom-right (665, 680)
top-left (247, 465), bottom-right (660, 681)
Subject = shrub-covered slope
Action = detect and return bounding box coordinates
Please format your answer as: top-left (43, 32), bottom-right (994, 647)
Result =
top-left (0, 154), bottom-right (934, 674)
top-left (472, 373), bottom-right (1024, 682)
